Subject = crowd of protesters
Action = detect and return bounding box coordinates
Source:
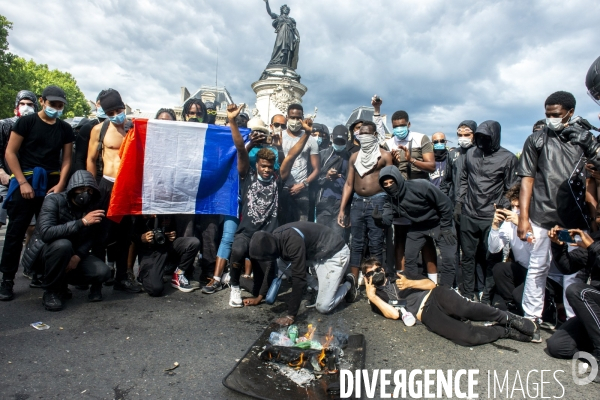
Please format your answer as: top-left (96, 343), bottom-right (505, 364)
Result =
top-left (0, 55), bottom-right (600, 371)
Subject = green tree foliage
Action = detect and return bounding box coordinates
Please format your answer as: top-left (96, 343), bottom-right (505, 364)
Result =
top-left (0, 14), bottom-right (90, 119)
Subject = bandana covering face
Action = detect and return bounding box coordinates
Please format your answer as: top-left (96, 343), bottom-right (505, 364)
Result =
top-left (354, 134), bottom-right (381, 177)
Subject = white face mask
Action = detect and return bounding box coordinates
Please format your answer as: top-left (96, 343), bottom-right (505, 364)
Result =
top-left (272, 126), bottom-right (282, 135)
top-left (546, 117), bottom-right (565, 132)
top-left (18, 104), bottom-right (35, 117)
top-left (512, 207), bottom-right (520, 215)
top-left (287, 119), bottom-right (302, 133)
top-left (458, 137), bottom-right (473, 149)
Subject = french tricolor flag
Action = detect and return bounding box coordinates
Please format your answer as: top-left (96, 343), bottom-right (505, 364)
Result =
top-left (108, 119), bottom-right (248, 220)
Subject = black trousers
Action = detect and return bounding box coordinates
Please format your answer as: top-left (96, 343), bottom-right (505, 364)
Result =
top-left (316, 197), bottom-right (349, 243)
top-left (138, 237), bottom-right (200, 296)
top-left (0, 175), bottom-right (59, 280)
top-left (229, 233), bottom-right (274, 296)
top-left (92, 178), bottom-right (132, 281)
top-left (404, 225), bottom-right (457, 286)
top-left (547, 283), bottom-right (600, 359)
top-left (492, 261), bottom-right (528, 306)
top-left (279, 187), bottom-right (310, 224)
top-left (194, 214), bottom-right (220, 277)
top-left (41, 239), bottom-right (111, 292)
top-left (460, 214), bottom-right (501, 300)
top-left (421, 286), bottom-right (508, 346)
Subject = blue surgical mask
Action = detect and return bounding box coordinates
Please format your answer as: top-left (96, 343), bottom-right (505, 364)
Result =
top-left (433, 143), bottom-right (446, 150)
top-left (44, 106), bottom-right (63, 119)
top-left (317, 136), bottom-right (323, 146)
top-left (257, 173), bottom-right (274, 183)
top-left (393, 126), bottom-right (409, 140)
top-left (109, 111), bottom-right (126, 125)
top-left (96, 106), bottom-right (107, 119)
top-left (332, 143), bottom-right (345, 152)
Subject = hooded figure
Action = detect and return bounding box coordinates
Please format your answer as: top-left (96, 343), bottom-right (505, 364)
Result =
top-left (376, 166), bottom-right (457, 286)
top-left (458, 120), bottom-right (518, 219)
top-left (21, 170), bottom-right (111, 310)
top-left (440, 120), bottom-right (477, 204)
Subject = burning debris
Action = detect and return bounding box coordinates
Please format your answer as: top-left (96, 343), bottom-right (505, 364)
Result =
top-left (259, 324), bottom-right (346, 385)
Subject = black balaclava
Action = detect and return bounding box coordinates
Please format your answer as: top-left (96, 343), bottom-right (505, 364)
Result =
top-left (475, 135), bottom-right (494, 154)
top-left (249, 232), bottom-right (279, 261)
top-left (379, 166), bottom-right (405, 199)
top-left (205, 101), bottom-right (217, 124)
top-left (434, 148), bottom-right (447, 161)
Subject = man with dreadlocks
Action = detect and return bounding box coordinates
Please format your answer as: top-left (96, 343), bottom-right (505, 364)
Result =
top-left (181, 97), bottom-right (207, 123)
top-left (155, 108), bottom-right (177, 121)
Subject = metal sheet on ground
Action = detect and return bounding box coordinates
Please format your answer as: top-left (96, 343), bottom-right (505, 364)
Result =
top-left (222, 322), bottom-right (365, 400)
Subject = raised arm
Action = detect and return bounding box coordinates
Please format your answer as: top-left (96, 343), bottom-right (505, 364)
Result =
top-left (264, 0), bottom-right (278, 19)
top-left (280, 118), bottom-right (313, 182)
top-left (227, 104), bottom-right (249, 177)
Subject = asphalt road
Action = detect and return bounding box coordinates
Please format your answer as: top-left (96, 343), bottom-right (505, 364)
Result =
top-left (0, 227), bottom-right (597, 399)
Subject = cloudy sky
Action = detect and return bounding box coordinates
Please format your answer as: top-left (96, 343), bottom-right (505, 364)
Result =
top-left (2, 0), bottom-right (599, 152)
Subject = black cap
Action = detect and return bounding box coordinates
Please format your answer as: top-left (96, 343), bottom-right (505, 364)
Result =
top-left (331, 125), bottom-right (349, 145)
top-left (99, 89), bottom-right (125, 113)
top-left (204, 101), bottom-right (216, 110)
top-left (457, 120), bottom-right (477, 132)
top-left (42, 85), bottom-right (67, 104)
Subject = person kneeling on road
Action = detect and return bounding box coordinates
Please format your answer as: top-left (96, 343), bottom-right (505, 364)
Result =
top-left (22, 170), bottom-right (111, 311)
top-left (363, 257), bottom-right (541, 346)
top-left (132, 215), bottom-right (200, 296)
top-left (248, 221), bottom-right (358, 326)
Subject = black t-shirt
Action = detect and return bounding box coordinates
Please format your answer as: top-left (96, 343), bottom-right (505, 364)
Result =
top-left (236, 170), bottom-right (282, 238)
top-left (370, 275), bottom-right (429, 316)
top-left (517, 127), bottom-right (589, 230)
top-left (12, 113), bottom-right (74, 171)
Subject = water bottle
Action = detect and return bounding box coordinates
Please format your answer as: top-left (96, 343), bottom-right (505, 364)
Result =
top-left (400, 307), bottom-right (416, 327)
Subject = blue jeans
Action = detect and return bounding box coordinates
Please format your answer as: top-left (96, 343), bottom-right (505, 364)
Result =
top-left (349, 192), bottom-right (386, 268)
top-left (216, 215), bottom-right (239, 260)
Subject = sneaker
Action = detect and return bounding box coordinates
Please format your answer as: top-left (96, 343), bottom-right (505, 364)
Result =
top-left (201, 278), bottom-right (223, 294)
top-left (127, 270), bottom-right (136, 282)
top-left (30, 275), bottom-right (43, 289)
top-left (188, 280), bottom-right (201, 290)
top-left (114, 279), bottom-right (143, 293)
top-left (539, 320), bottom-right (556, 331)
top-left (345, 273), bottom-right (358, 303)
top-left (229, 286), bottom-right (243, 308)
top-left (503, 326), bottom-right (533, 343)
top-left (0, 279), bottom-right (14, 301)
top-left (43, 291), bottom-right (63, 311)
top-left (22, 270), bottom-right (34, 280)
top-left (171, 273), bottom-right (194, 293)
top-left (530, 323), bottom-right (542, 343)
top-left (506, 312), bottom-right (536, 336)
top-left (88, 285), bottom-right (103, 302)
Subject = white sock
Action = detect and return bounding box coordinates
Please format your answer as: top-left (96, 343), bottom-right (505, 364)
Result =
top-left (213, 276), bottom-right (221, 282)
top-left (427, 273), bottom-right (438, 284)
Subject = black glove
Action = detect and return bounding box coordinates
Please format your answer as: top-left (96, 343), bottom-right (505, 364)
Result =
top-left (372, 206), bottom-right (384, 228)
top-left (453, 203), bottom-right (462, 226)
top-left (440, 228), bottom-right (457, 246)
top-left (565, 125), bottom-right (600, 157)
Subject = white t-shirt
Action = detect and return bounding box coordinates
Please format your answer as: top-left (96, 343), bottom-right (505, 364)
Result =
top-left (281, 130), bottom-right (319, 186)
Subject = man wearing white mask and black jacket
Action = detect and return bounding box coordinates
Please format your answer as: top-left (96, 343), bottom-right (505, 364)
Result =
top-left (0, 90), bottom-right (39, 227)
top-left (518, 91), bottom-right (590, 323)
top-left (0, 85), bottom-right (74, 301)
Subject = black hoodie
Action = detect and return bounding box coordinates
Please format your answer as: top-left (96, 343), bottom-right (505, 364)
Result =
top-left (379, 166), bottom-right (453, 230)
top-left (458, 121), bottom-right (518, 220)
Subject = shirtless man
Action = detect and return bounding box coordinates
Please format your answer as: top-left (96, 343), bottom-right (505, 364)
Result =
top-left (338, 121), bottom-right (393, 290)
top-left (86, 89), bottom-right (141, 293)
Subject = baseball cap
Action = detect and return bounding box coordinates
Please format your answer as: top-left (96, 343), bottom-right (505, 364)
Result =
top-left (331, 125), bottom-right (349, 145)
top-left (42, 85), bottom-right (68, 104)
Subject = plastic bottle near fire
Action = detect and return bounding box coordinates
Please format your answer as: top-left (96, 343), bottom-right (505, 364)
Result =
top-left (400, 307), bottom-right (416, 327)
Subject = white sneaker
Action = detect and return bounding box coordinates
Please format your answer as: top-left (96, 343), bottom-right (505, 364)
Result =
top-left (229, 286), bottom-right (243, 308)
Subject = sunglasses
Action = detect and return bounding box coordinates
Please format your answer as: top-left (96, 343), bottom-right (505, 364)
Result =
top-left (273, 123), bottom-right (287, 129)
top-left (432, 139), bottom-right (447, 144)
top-left (364, 267), bottom-right (383, 279)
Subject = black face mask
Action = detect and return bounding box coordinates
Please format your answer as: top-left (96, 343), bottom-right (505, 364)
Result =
top-left (475, 136), bottom-right (494, 153)
top-left (187, 117), bottom-right (203, 123)
top-left (74, 192), bottom-right (92, 208)
top-left (385, 182), bottom-right (398, 194)
top-left (434, 148), bottom-right (447, 161)
top-left (205, 114), bottom-right (216, 124)
top-left (371, 269), bottom-right (386, 287)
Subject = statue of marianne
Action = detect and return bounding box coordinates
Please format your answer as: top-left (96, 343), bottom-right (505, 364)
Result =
top-left (263, 0), bottom-right (300, 70)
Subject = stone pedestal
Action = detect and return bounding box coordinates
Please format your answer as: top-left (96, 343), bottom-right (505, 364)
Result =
top-left (251, 67), bottom-right (307, 124)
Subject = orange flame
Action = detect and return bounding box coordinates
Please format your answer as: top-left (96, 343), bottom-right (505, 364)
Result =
top-left (304, 324), bottom-right (316, 341)
top-left (288, 352), bottom-right (305, 369)
top-left (318, 348), bottom-right (326, 367)
top-left (323, 327), bottom-right (334, 348)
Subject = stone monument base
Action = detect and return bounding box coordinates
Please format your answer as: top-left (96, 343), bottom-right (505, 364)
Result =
top-left (251, 66), bottom-right (307, 124)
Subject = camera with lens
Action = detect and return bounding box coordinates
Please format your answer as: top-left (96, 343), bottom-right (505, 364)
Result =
top-left (152, 227), bottom-right (166, 245)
